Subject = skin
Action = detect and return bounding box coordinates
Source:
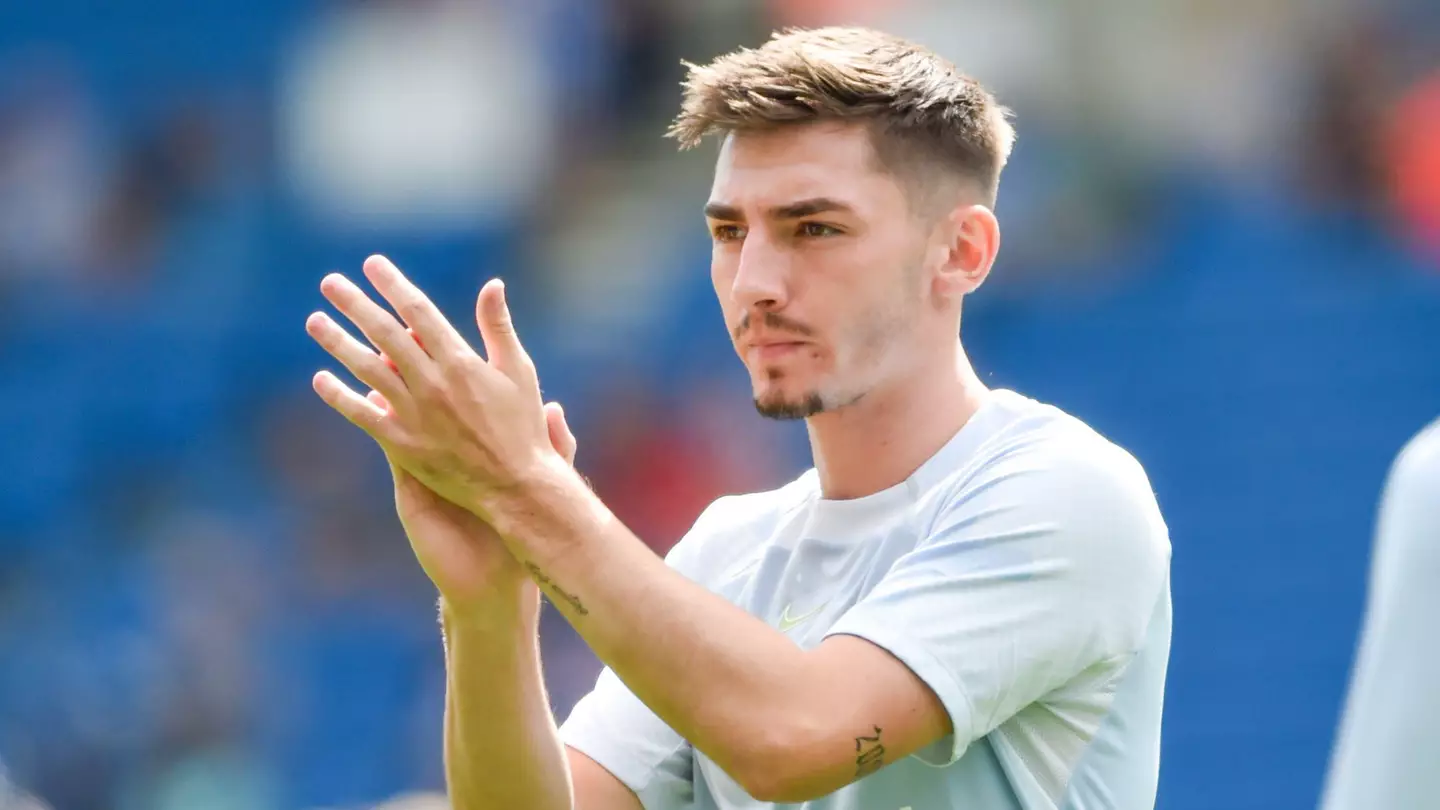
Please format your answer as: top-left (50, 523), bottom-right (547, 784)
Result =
top-left (704, 121), bottom-right (998, 497)
top-left (305, 119), bottom-right (1003, 807)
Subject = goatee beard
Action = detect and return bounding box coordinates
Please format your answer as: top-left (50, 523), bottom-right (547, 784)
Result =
top-left (754, 391), bottom-right (826, 420)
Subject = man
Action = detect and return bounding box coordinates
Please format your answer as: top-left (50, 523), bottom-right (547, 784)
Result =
top-left (1321, 417), bottom-right (1440, 809)
top-left (304, 26), bottom-right (1172, 810)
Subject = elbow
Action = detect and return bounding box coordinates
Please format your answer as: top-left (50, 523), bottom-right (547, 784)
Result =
top-left (742, 773), bottom-right (827, 805)
top-left (724, 720), bottom-right (836, 804)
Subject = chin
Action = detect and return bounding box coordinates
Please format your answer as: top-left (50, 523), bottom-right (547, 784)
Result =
top-left (750, 374), bottom-right (830, 420)
top-left (752, 370), bottom-right (873, 420)
top-left (753, 390), bottom-right (826, 421)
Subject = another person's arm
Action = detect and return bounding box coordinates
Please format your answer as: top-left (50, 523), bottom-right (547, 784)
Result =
top-left (1322, 419), bottom-right (1440, 810)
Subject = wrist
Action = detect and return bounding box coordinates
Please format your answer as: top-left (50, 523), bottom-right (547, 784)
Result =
top-left (479, 453), bottom-right (596, 553)
top-left (439, 578), bottom-right (541, 633)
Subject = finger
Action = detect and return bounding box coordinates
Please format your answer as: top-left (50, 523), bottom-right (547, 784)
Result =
top-left (320, 272), bottom-right (430, 380)
top-left (360, 418), bottom-right (406, 480)
top-left (367, 389), bottom-right (391, 411)
top-left (379, 329), bottom-right (427, 375)
top-left (369, 423), bottom-right (407, 484)
top-left (362, 254), bottom-right (469, 361)
top-left (475, 278), bottom-right (535, 381)
top-left (312, 370), bottom-right (392, 440)
top-left (544, 401), bottom-right (577, 466)
top-left (306, 311), bottom-right (411, 408)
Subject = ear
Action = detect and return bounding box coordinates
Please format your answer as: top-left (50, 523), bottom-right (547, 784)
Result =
top-left (930, 204), bottom-right (1000, 302)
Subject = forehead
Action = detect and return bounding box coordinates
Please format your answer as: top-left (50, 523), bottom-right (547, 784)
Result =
top-left (708, 122), bottom-right (906, 215)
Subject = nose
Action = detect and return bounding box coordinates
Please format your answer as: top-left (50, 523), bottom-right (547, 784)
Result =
top-left (730, 230), bottom-right (789, 312)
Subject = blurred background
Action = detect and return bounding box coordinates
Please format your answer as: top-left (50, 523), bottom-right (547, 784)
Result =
top-left (0, 0), bottom-right (1437, 808)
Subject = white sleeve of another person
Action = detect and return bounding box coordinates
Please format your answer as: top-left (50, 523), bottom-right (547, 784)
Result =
top-left (1323, 418), bottom-right (1440, 810)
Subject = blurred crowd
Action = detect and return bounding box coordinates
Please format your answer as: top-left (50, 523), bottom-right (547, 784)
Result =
top-left (0, 1), bottom-right (1436, 809)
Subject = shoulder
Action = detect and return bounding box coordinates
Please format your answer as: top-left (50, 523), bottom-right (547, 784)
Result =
top-left (1376, 416), bottom-right (1440, 550)
top-left (662, 471), bottom-right (818, 584)
top-left (944, 391), bottom-right (1164, 532)
top-left (927, 393), bottom-right (1171, 624)
top-left (1388, 417), bottom-right (1440, 493)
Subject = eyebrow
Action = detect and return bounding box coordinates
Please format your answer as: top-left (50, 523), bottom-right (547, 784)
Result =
top-left (703, 197), bottom-right (856, 222)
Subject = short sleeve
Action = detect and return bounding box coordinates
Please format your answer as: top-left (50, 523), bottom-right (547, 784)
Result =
top-left (1322, 420), bottom-right (1440, 810)
top-left (824, 441), bottom-right (1171, 765)
top-left (559, 501), bottom-right (733, 809)
top-left (560, 666), bottom-right (694, 809)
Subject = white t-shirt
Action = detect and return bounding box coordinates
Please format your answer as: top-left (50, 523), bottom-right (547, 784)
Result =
top-left (1322, 417), bottom-right (1440, 810)
top-left (562, 390), bottom-right (1173, 810)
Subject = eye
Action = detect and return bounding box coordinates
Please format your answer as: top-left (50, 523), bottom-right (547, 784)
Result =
top-left (712, 224), bottom-right (746, 242)
top-left (798, 222), bottom-right (841, 238)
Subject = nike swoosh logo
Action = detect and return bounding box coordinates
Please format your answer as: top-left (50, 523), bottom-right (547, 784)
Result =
top-left (778, 602), bottom-right (827, 632)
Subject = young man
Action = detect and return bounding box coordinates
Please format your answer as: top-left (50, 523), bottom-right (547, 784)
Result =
top-left (305, 26), bottom-right (1173, 810)
top-left (1321, 417), bottom-right (1440, 810)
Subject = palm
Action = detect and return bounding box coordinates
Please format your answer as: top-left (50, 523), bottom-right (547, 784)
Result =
top-left (392, 461), bottom-right (520, 601)
top-left (376, 392), bottom-right (577, 607)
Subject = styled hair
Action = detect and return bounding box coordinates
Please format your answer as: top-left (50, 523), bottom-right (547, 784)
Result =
top-left (669, 26), bottom-right (1016, 206)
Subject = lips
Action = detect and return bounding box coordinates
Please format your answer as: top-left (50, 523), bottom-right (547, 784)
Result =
top-left (749, 341), bottom-right (807, 362)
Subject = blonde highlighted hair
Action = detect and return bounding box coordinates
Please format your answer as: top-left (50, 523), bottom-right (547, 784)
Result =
top-left (669, 27), bottom-right (1015, 205)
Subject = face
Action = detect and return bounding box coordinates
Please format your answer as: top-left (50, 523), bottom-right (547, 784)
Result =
top-left (706, 122), bottom-right (954, 420)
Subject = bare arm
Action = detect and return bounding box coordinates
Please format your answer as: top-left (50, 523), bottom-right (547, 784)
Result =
top-left (485, 466), bottom-right (949, 803)
top-left (569, 749), bottom-right (644, 810)
top-left (482, 447), bottom-right (1161, 804)
top-left (440, 590), bottom-right (574, 810)
top-left (303, 260), bottom-right (672, 810)
top-left (442, 591), bottom-right (648, 810)
top-left (308, 258), bottom-right (1147, 808)
top-left (307, 262), bottom-right (937, 804)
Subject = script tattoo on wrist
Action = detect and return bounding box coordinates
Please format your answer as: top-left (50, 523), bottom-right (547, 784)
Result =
top-left (524, 562), bottom-right (589, 616)
top-left (855, 725), bottom-right (885, 778)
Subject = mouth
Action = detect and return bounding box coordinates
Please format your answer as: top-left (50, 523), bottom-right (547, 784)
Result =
top-left (748, 341), bottom-right (809, 363)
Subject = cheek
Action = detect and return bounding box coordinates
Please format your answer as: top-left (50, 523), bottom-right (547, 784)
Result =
top-left (712, 267), bottom-right (747, 342)
top-left (841, 286), bottom-right (915, 360)
top-left (711, 252), bottom-right (739, 300)
top-left (711, 259), bottom-right (733, 303)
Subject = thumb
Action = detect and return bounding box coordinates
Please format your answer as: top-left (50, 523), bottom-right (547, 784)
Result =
top-left (544, 401), bottom-right (578, 466)
top-left (475, 279), bottom-right (533, 381)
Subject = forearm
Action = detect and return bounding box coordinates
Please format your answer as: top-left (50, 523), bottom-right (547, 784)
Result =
top-left (441, 588), bottom-right (574, 810)
top-left (487, 469), bottom-right (826, 786)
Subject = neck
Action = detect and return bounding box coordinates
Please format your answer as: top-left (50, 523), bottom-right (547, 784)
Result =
top-left (804, 340), bottom-right (990, 500)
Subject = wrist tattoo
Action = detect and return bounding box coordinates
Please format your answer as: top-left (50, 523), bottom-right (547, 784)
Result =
top-left (855, 725), bottom-right (885, 778)
top-left (524, 562), bottom-right (589, 616)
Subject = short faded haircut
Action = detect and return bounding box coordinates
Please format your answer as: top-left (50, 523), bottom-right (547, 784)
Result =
top-left (669, 26), bottom-right (1016, 208)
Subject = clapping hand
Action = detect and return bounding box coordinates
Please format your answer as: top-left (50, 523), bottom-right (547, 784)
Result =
top-left (305, 255), bottom-right (576, 609)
